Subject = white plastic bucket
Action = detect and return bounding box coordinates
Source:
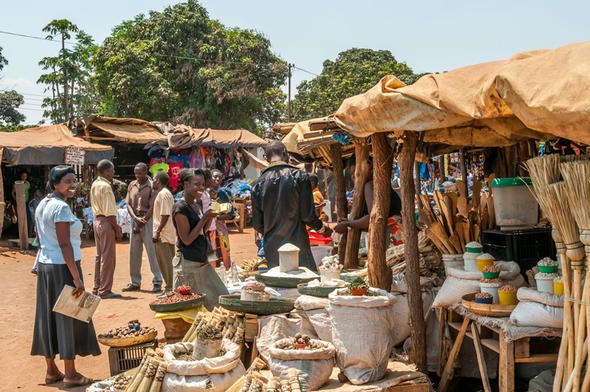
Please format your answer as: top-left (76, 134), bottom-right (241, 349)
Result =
top-left (278, 243), bottom-right (300, 272)
top-left (464, 259), bottom-right (479, 272)
top-left (480, 282), bottom-right (501, 303)
top-left (536, 277), bottom-right (555, 294)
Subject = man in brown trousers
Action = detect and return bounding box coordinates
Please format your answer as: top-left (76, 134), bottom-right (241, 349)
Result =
top-left (90, 159), bottom-right (122, 299)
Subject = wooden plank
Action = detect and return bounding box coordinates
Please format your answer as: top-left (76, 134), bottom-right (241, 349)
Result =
top-left (499, 331), bottom-right (515, 392)
top-left (515, 354), bottom-right (558, 363)
top-left (471, 323), bottom-right (492, 392)
top-left (515, 338), bottom-right (530, 359)
top-left (481, 338), bottom-right (501, 354)
top-left (439, 317), bottom-right (471, 392)
top-left (15, 181), bottom-right (28, 250)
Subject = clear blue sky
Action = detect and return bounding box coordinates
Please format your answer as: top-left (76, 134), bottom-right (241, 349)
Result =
top-left (1, 0), bottom-right (589, 124)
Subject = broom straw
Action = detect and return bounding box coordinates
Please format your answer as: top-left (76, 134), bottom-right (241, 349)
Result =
top-left (561, 161), bottom-right (590, 391)
top-left (526, 155), bottom-right (580, 391)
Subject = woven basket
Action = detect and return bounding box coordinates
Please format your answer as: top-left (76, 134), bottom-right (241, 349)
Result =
top-left (461, 293), bottom-right (516, 318)
top-left (149, 295), bottom-right (206, 313)
top-left (98, 331), bottom-right (158, 347)
top-left (297, 283), bottom-right (343, 298)
top-left (255, 272), bottom-right (317, 288)
top-left (219, 294), bottom-right (295, 315)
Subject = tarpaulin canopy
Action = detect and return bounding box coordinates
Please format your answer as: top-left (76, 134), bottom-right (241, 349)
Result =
top-left (167, 126), bottom-right (267, 149)
top-left (333, 41), bottom-right (590, 147)
top-left (82, 116), bottom-right (167, 144)
top-left (0, 124), bottom-right (113, 165)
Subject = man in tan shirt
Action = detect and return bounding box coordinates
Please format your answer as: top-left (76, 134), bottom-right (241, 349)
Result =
top-left (122, 162), bottom-right (163, 293)
top-left (151, 171), bottom-right (176, 292)
top-left (90, 159), bottom-right (122, 299)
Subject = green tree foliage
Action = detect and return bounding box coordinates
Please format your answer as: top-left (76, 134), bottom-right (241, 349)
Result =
top-left (292, 48), bottom-right (422, 121)
top-left (37, 19), bottom-right (99, 123)
top-left (0, 46), bottom-right (25, 127)
top-left (94, 0), bottom-right (288, 130)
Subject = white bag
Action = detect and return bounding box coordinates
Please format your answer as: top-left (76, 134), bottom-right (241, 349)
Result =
top-left (432, 262), bottom-right (525, 308)
top-left (517, 287), bottom-right (564, 307)
top-left (163, 339), bottom-right (242, 376)
top-left (391, 290), bottom-right (435, 346)
top-left (162, 363), bottom-right (245, 392)
top-left (328, 288), bottom-right (396, 385)
top-left (510, 301), bottom-right (563, 328)
top-left (269, 338), bottom-right (336, 390)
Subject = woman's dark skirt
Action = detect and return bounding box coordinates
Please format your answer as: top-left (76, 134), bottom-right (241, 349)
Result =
top-left (31, 261), bottom-right (101, 360)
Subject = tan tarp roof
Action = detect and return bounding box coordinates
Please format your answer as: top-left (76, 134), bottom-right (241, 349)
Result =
top-left (0, 124), bottom-right (111, 150)
top-left (84, 116), bottom-right (166, 143)
top-left (282, 117), bottom-right (325, 154)
top-left (333, 41), bottom-right (590, 146)
top-left (0, 124), bottom-right (113, 165)
top-left (168, 127), bottom-right (267, 149)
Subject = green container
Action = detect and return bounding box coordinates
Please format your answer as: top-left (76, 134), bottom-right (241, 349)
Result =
top-left (482, 271), bottom-right (501, 279)
top-left (218, 295), bottom-right (295, 315)
top-left (538, 265), bottom-right (557, 273)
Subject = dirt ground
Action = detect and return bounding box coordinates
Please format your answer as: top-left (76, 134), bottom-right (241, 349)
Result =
top-left (0, 228), bottom-right (258, 391)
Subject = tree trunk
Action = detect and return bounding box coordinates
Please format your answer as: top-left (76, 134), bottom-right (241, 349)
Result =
top-left (460, 148), bottom-right (468, 182)
top-left (367, 134), bottom-right (392, 290)
top-left (400, 131), bottom-right (426, 371)
top-left (344, 141), bottom-right (370, 269)
top-left (0, 148), bottom-right (4, 238)
top-left (15, 181), bottom-right (28, 250)
top-left (331, 144), bottom-right (348, 264)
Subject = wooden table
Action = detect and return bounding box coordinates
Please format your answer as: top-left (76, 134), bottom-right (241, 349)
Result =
top-left (438, 306), bottom-right (561, 392)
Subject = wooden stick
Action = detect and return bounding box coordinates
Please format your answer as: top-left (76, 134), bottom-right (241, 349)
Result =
top-left (471, 323), bottom-right (492, 392)
top-left (564, 337), bottom-right (589, 392)
top-left (439, 317), bottom-right (470, 392)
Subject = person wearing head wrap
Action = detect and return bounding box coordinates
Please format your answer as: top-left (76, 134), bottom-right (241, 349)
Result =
top-left (31, 165), bottom-right (100, 387)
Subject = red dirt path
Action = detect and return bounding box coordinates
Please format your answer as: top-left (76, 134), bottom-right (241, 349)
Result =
top-left (0, 228), bottom-right (258, 391)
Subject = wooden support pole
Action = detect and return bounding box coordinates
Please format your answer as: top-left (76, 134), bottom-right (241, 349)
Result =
top-left (331, 144), bottom-right (348, 264)
top-left (344, 141), bottom-right (370, 269)
top-left (368, 133), bottom-right (392, 290)
top-left (15, 180), bottom-right (28, 250)
top-left (460, 148), bottom-right (468, 182)
top-left (400, 131), bottom-right (427, 371)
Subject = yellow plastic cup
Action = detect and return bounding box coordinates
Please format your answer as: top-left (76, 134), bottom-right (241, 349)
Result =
top-left (553, 280), bottom-right (564, 296)
top-left (498, 290), bottom-right (518, 305)
top-left (476, 257), bottom-right (494, 272)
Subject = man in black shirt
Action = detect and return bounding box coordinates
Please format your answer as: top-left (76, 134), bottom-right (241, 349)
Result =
top-left (252, 141), bottom-right (332, 271)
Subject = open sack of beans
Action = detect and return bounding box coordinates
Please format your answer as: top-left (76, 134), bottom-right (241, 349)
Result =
top-left (268, 335), bottom-right (336, 390)
top-left (162, 339), bottom-right (245, 392)
top-left (328, 287), bottom-right (396, 385)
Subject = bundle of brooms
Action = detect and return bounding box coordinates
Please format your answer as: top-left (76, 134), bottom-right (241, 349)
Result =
top-left (526, 155), bottom-right (588, 392)
top-left (420, 179), bottom-right (493, 254)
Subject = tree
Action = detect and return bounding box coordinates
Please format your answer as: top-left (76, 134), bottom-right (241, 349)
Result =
top-left (292, 48), bottom-right (422, 120)
top-left (94, 0), bottom-right (288, 130)
top-left (37, 19), bottom-right (98, 123)
top-left (0, 46), bottom-right (25, 127)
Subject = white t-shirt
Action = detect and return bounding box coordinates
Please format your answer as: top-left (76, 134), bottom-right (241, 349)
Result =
top-left (153, 188), bottom-right (176, 245)
top-left (35, 196), bottom-right (82, 264)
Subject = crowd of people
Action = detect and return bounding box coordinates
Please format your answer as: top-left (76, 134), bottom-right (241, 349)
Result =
top-left (28, 140), bottom-right (344, 387)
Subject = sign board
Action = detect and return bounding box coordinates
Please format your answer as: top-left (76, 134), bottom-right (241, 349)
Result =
top-left (64, 147), bottom-right (85, 165)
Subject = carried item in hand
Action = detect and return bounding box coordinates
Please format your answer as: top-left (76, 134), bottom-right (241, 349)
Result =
top-left (53, 285), bottom-right (101, 323)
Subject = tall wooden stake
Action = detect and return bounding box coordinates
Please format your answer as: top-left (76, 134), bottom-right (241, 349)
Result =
top-left (15, 180), bottom-right (28, 250)
top-left (344, 141), bottom-right (370, 269)
top-left (400, 131), bottom-right (426, 371)
top-left (0, 148), bottom-right (4, 238)
top-left (331, 144), bottom-right (348, 264)
top-left (368, 133), bottom-right (393, 290)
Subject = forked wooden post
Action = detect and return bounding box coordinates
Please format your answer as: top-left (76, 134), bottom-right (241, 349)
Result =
top-left (367, 133), bottom-right (392, 290)
top-left (344, 141), bottom-right (370, 269)
top-left (400, 131), bottom-right (426, 371)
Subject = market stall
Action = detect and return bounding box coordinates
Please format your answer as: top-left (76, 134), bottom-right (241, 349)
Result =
top-left (0, 123), bottom-right (113, 242)
top-left (331, 40), bottom-right (590, 389)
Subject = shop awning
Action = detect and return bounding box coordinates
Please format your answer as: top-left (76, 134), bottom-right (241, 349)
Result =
top-left (167, 127), bottom-right (267, 150)
top-left (0, 124), bottom-right (113, 165)
top-left (81, 116), bottom-right (167, 144)
top-left (333, 41), bottom-right (590, 147)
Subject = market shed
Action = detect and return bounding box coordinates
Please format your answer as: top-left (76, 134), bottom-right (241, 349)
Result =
top-left (330, 40), bottom-right (590, 375)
